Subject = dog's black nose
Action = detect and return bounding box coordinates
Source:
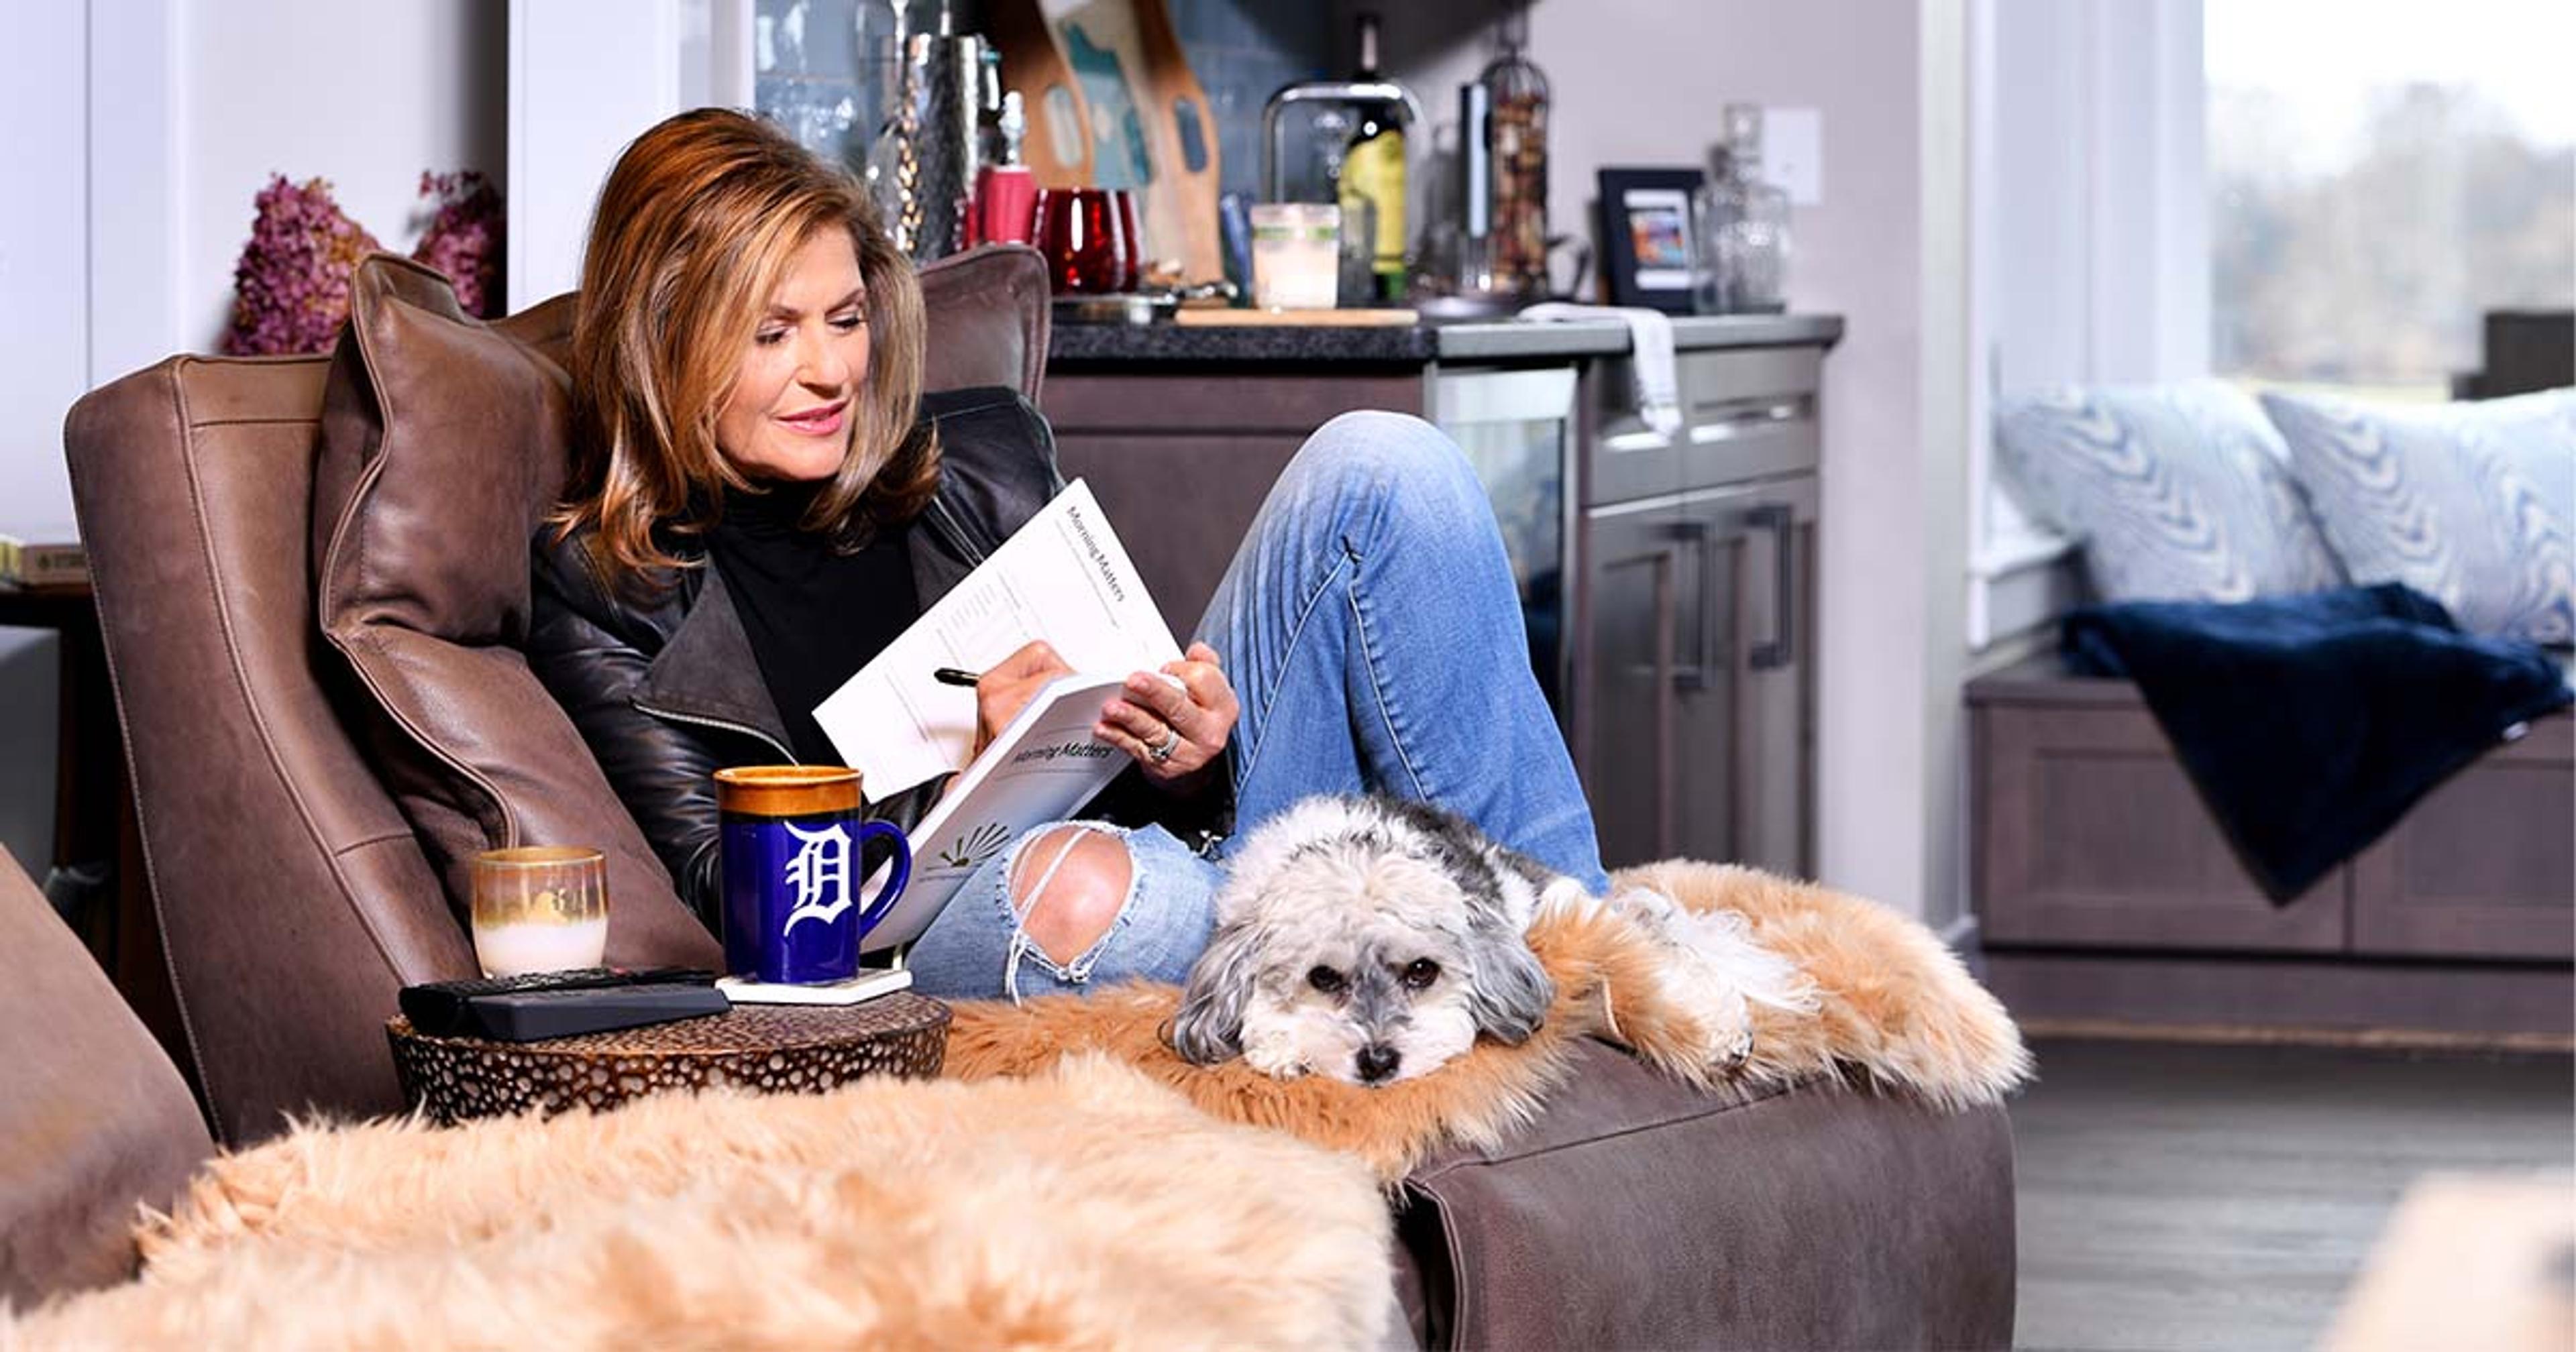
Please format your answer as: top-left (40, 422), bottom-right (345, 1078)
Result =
top-left (1356, 1044), bottom-right (1401, 1083)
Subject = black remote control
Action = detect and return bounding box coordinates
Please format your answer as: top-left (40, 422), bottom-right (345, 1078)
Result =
top-left (400, 966), bottom-right (719, 1038)
top-left (450, 984), bottom-right (733, 1042)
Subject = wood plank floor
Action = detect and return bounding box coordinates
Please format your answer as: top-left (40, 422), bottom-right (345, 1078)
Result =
top-left (2008, 1037), bottom-right (2574, 1351)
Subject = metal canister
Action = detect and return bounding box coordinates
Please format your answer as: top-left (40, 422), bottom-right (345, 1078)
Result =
top-left (899, 28), bottom-right (989, 262)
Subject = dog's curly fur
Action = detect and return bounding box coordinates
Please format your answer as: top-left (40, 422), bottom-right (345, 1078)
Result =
top-left (944, 857), bottom-right (2031, 1180)
top-left (1167, 795), bottom-right (1577, 1085)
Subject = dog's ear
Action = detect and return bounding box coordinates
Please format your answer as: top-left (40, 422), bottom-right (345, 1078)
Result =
top-left (1462, 917), bottom-right (1554, 1045)
top-left (1167, 919), bottom-right (1262, 1064)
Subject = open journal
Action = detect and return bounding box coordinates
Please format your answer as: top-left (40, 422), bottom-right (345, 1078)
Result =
top-left (812, 480), bottom-right (1184, 952)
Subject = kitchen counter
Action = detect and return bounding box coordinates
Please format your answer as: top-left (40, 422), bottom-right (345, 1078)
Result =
top-left (1046, 311), bottom-right (1844, 365)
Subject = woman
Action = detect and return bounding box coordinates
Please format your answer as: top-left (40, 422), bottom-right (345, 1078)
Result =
top-left (529, 109), bottom-right (1605, 1000)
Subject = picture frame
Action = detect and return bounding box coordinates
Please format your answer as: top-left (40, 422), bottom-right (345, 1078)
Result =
top-left (1594, 167), bottom-right (1705, 313)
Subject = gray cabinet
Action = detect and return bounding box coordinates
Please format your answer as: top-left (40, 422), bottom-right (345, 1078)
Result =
top-left (1970, 666), bottom-right (2575, 961)
top-left (1970, 661), bottom-right (2574, 1037)
top-left (2350, 718), bottom-right (2575, 959)
top-left (1573, 349), bottom-right (1821, 877)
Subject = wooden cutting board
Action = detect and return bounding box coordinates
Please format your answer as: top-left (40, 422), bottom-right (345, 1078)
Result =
top-left (989, 0), bottom-right (1091, 187)
top-left (996, 0), bottom-right (1223, 284)
top-left (1125, 0), bottom-right (1223, 284)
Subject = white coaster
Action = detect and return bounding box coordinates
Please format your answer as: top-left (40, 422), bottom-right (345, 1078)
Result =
top-left (716, 967), bottom-right (914, 1007)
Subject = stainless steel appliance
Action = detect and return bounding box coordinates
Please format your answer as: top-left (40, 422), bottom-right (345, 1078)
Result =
top-left (1432, 367), bottom-right (1578, 708)
top-left (1432, 339), bottom-right (1823, 879)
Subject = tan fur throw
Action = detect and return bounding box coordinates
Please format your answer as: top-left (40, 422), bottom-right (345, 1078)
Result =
top-left (945, 862), bottom-right (2032, 1180)
top-left (3, 1058), bottom-right (1392, 1349)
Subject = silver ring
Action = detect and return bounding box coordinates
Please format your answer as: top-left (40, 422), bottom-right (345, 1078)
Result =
top-left (1150, 728), bottom-right (1181, 765)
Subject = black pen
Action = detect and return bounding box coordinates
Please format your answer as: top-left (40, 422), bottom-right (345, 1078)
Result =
top-left (932, 667), bottom-right (983, 687)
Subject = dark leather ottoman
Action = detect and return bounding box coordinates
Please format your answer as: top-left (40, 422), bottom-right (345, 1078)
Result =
top-left (1391, 1041), bottom-right (2017, 1350)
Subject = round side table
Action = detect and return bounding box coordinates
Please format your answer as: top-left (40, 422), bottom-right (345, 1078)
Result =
top-left (387, 992), bottom-right (951, 1125)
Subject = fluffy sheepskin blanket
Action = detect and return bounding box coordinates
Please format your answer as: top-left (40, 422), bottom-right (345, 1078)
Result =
top-left (5, 864), bottom-right (2021, 1347)
top-left (945, 861), bottom-right (2033, 1180)
top-left (2, 1058), bottom-right (1392, 1349)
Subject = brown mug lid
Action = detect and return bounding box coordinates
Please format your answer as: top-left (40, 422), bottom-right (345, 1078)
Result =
top-left (714, 765), bottom-right (862, 818)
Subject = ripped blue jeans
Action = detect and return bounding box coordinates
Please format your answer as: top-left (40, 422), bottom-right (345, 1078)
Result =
top-left (901, 821), bottom-right (1222, 1000)
top-left (902, 410), bottom-right (1609, 1001)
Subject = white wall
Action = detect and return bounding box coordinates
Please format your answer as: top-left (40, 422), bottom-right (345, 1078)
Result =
top-left (1989, 0), bottom-right (2206, 396)
top-left (1972, 0), bottom-right (2207, 650)
top-left (1379, 0), bottom-right (1969, 927)
top-left (507, 0), bottom-right (753, 311)
top-left (0, 0), bottom-right (505, 882)
top-left (178, 1), bottom-right (508, 349)
top-left (0, 2), bottom-right (89, 874)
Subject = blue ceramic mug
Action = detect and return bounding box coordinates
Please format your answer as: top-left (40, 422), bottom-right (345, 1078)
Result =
top-left (714, 767), bottom-right (911, 984)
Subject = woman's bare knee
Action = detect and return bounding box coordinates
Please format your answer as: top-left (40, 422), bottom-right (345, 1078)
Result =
top-left (1010, 826), bottom-right (1135, 965)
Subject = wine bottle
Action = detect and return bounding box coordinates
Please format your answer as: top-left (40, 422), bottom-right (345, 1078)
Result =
top-left (1339, 13), bottom-right (1409, 304)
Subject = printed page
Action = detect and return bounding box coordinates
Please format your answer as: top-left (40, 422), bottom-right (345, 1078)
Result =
top-left (813, 479), bottom-right (1182, 793)
top-left (858, 671), bottom-right (1134, 952)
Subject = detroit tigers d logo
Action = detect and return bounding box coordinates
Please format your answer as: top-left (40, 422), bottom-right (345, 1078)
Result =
top-left (780, 820), bottom-right (854, 936)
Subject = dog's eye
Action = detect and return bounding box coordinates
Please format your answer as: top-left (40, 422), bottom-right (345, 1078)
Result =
top-left (1305, 965), bottom-right (1347, 995)
top-left (1401, 958), bottom-right (1441, 990)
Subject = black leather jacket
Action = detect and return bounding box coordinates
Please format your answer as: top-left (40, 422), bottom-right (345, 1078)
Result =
top-left (528, 386), bottom-right (1070, 923)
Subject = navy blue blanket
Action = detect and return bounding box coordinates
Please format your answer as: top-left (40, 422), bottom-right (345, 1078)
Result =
top-left (2061, 584), bottom-right (2573, 902)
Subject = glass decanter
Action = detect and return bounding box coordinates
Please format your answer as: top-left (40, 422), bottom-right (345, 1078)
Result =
top-left (1694, 103), bottom-right (1792, 314)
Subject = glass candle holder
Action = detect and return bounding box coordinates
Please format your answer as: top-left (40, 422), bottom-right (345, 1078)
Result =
top-left (470, 846), bottom-right (609, 978)
top-left (1110, 188), bottom-right (1146, 291)
top-left (1034, 187), bottom-right (1130, 294)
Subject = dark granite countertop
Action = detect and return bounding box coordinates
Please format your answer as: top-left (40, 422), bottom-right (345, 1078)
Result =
top-left (1046, 312), bottom-right (1844, 365)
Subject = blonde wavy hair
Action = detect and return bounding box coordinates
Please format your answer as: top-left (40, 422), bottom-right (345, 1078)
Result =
top-left (554, 108), bottom-right (936, 586)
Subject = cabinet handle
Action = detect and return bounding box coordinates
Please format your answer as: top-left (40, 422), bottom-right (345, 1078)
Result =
top-left (1749, 503), bottom-right (1794, 671)
top-left (1666, 519), bottom-right (1719, 691)
top-left (1650, 546), bottom-right (1680, 858)
top-left (1686, 398), bottom-right (1810, 444)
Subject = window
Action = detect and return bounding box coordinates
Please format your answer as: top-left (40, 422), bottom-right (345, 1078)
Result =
top-left (1972, 0), bottom-right (2574, 649)
top-left (2206, 0), bottom-right (2575, 400)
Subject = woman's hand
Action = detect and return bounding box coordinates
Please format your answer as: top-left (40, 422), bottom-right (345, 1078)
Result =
top-left (974, 640), bottom-right (1076, 756)
top-left (1097, 642), bottom-right (1238, 791)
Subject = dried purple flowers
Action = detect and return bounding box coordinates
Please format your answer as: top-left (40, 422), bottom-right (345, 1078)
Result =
top-left (413, 170), bottom-right (505, 320)
top-left (221, 170), bottom-right (507, 356)
top-left (222, 175), bottom-right (383, 357)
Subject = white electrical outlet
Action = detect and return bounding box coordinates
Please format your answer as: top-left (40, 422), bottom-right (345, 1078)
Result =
top-left (1764, 107), bottom-right (1823, 206)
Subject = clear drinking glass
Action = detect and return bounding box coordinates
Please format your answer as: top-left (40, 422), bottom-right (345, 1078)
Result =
top-left (470, 846), bottom-right (609, 978)
top-left (1250, 203), bottom-right (1342, 310)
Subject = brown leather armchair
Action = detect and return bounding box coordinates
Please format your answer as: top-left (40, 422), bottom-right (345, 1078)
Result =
top-left (62, 244), bottom-right (2015, 1348)
top-left (63, 247), bottom-right (1051, 1148)
top-left (0, 847), bottom-right (210, 1306)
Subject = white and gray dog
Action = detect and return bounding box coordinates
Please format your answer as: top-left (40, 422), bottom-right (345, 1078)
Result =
top-left (1169, 793), bottom-right (1817, 1086)
top-left (1168, 795), bottom-right (1576, 1085)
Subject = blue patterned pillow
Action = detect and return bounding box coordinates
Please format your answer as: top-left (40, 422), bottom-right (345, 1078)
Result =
top-left (2261, 389), bottom-right (2575, 645)
top-left (1996, 382), bottom-right (2347, 603)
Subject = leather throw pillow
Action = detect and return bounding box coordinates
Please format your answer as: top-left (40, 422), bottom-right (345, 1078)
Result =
top-left (312, 254), bottom-right (718, 968)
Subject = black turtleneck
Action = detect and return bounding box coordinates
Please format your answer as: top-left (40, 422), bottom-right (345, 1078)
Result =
top-left (705, 479), bottom-right (920, 766)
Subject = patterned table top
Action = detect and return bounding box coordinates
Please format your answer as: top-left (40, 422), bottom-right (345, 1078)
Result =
top-left (387, 992), bottom-right (951, 1123)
